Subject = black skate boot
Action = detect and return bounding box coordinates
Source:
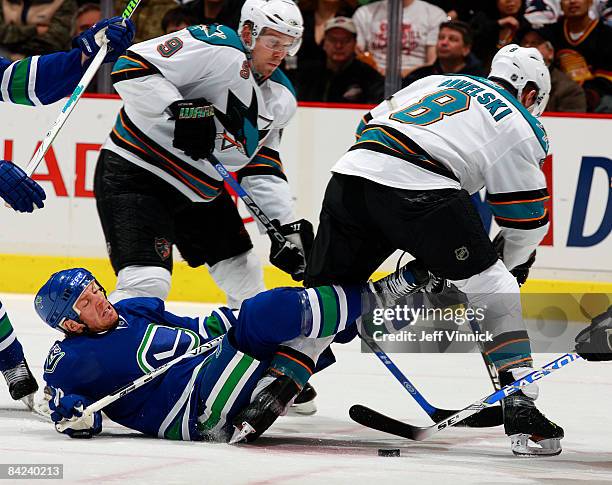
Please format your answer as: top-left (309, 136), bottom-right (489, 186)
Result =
top-left (2, 359), bottom-right (39, 407)
top-left (230, 373), bottom-right (303, 444)
top-left (501, 369), bottom-right (564, 456)
top-left (289, 382), bottom-right (317, 415)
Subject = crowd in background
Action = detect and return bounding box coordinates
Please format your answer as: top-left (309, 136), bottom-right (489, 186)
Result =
top-left (0, 0), bottom-right (610, 112)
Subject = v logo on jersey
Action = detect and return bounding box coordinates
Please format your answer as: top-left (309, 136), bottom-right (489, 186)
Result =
top-left (45, 344), bottom-right (65, 374)
top-left (214, 89), bottom-right (259, 158)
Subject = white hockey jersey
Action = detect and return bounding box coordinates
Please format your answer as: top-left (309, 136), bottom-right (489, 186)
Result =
top-left (103, 24), bottom-right (297, 223)
top-left (333, 74), bottom-right (551, 269)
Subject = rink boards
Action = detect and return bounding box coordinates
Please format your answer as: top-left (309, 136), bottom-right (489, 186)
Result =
top-left (0, 97), bottom-right (610, 305)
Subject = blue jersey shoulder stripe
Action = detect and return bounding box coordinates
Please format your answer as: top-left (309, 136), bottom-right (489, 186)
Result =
top-left (451, 74), bottom-right (549, 154)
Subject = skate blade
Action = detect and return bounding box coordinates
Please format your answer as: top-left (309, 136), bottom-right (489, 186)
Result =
top-left (229, 422), bottom-right (256, 444)
top-left (20, 393), bottom-right (35, 410)
top-left (288, 399), bottom-right (317, 416)
top-left (510, 434), bottom-right (562, 456)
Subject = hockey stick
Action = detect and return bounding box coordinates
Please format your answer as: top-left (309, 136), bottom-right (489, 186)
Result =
top-left (349, 352), bottom-right (582, 441)
top-left (24, 0), bottom-right (144, 177)
top-left (361, 335), bottom-right (502, 427)
top-left (206, 152), bottom-right (294, 250)
top-left (56, 334), bottom-right (224, 432)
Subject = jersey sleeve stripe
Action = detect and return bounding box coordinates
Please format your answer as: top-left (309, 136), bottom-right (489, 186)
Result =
top-left (9, 58), bottom-right (34, 106)
top-left (111, 52), bottom-right (161, 84)
top-left (0, 61), bottom-right (15, 103)
top-left (27, 56), bottom-right (42, 106)
top-left (488, 199), bottom-right (547, 220)
top-left (355, 111), bottom-right (373, 140)
top-left (237, 147), bottom-right (287, 181)
top-left (494, 210), bottom-right (550, 230)
top-left (486, 188), bottom-right (549, 203)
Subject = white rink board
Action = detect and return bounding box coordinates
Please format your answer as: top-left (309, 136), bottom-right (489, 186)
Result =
top-left (0, 98), bottom-right (610, 280)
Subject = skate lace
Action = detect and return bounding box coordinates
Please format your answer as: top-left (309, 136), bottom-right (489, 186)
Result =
top-left (384, 273), bottom-right (417, 298)
top-left (2, 362), bottom-right (29, 385)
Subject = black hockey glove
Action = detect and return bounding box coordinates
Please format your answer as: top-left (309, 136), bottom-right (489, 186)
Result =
top-left (575, 306), bottom-right (612, 361)
top-left (492, 232), bottom-right (535, 287)
top-left (269, 219), bottom-right (314, 282)
top-left (168, 98), bottom-right (216, 161)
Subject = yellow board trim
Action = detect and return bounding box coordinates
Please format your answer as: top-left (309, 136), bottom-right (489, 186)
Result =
top-left (1, 254), bottom-right (610, 322)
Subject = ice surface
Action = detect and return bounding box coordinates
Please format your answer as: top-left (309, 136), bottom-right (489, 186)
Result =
top-left (2, 293), bottom-right (612, 485)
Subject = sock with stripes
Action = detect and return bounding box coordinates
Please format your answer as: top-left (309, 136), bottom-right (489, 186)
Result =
top-left (269, 346), bottom-right (315, 389)
top-left (0, 304), bottom-right (25, 372)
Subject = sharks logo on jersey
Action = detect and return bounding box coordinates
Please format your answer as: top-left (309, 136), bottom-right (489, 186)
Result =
top-left (215, 89), bottom-right (260, 158)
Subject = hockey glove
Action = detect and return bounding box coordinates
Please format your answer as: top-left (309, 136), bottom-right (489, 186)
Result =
top-left (74, 16), bottom-right (136, 64)
top-left (492, 232), bottom-right (535, 287)
top-left (269, 219), bottom-right (314, 281)
top-left (168, 98), bottom-right (216, 160)
top-left (49, 387), bottom-right (102, 439)
top-left (575, 306), bottom-right (612, 361)
top-left (0, 160), bottom-right (45, 212)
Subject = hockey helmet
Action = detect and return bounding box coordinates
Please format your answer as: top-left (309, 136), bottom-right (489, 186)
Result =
top-left (239, 0), bottom-right (304, 56)
top-left (489, 44), bottom-right (551, 117)
top-left (34, 268), bottom-right (97, 332)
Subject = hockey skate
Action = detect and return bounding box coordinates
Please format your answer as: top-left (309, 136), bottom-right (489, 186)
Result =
top-left (369, 259), bottom-right (430, 306)
top-left (501, 369), bottom-right (564, 456)
top-left (2, 359), bottom-right (39, 409)
top-left (289, 382), bottom-right (317, 415)
top-left (230, 373), bottom-right (302, 444)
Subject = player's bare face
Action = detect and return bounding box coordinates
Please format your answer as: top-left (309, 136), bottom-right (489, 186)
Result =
top-left (252, 29), bottom-right (296, 77)
top-left (73, 281), bottom-right (118, 333)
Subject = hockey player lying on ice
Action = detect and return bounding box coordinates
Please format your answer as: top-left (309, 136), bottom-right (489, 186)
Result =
top-left (34, 264), bottom-right (428, 443)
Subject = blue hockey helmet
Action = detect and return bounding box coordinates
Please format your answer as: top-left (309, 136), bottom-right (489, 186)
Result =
top-left (34, 268), bottom-right (96, 331)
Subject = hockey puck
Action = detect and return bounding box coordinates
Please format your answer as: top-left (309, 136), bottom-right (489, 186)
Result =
top-left (378, 448), bottom-right (400, 457)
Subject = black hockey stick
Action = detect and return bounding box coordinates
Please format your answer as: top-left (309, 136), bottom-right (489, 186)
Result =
top-left (350, 352), bottom-right (581, 441)
top-left (362, 336), bottom-right (502, 427)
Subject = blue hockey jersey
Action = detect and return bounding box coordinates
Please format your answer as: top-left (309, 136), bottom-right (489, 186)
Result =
top-left (42, 297), bottom-right (248, 441)
top-left (0, 49), bottom-right (84, 106)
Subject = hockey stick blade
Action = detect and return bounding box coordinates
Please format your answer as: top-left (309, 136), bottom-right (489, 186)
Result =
top-left (350, 353), bottom-right (581, 441)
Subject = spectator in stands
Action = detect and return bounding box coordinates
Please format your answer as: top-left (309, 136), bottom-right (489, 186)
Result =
top-left (114, 0), bottom-right (176, 42)
top-left (72, 3), bottom-right (100, 35)
top-left (161, 6), bottom-right (197, 34)
top-left (352, 0), bottom-right (448, 77)
top-left (184, 0), bottom-right (245, 31)
top-left (520, 29), bottom-right (587, 111)
top-left (537, 0), bottom-right (612, 111)
top-left (403, 20), bottom-right (485, 86)
top-left (0, 0), bottom-right (77, 58)
top-left (524, 0), bottom-right (611, 28)
top-left (295, 16), bottom-right (383, 103)
top-left (470, 0), bottom-right (531, 69)
top-left (298, 0), bottom-right (355, 64)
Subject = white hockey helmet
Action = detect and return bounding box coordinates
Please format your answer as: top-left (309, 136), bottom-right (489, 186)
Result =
top-left (489, 44), bottom-right (551, 117)
top-left (239, 0), bottom-right (304, 56)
